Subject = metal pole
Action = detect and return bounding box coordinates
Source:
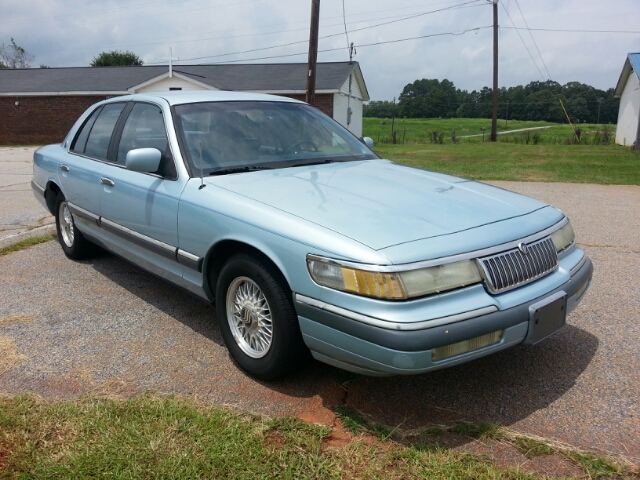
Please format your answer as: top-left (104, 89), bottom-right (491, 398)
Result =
top-left (490, 0), bottom-right (498, 142)
top-left (305, 0), bottom-right (320, 106)
top-left (505, 100), bottom-right (509, 128)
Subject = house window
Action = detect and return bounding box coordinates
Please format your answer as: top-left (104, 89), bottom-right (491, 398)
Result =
top-left (169, 87), bottom-right (182, 91)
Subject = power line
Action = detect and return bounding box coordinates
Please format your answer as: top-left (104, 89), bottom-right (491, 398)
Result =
top-left (54, 3), bottom-right (484, 55)
top-left (500, 2), bottom-right (546, 80)
top-left (206, 25), bottom-right (492, 64)
top-left (149, 0), bottom-right (485, 65)
top-left (341, 0), bottom-right (350, 54)
top-left (501, 27), bottom-right (640, 34)
top-left (513, 0), bottom-right (551, 79)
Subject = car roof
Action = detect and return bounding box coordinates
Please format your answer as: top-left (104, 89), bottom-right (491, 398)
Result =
top-left (112, 90), bottom-right (305, 106)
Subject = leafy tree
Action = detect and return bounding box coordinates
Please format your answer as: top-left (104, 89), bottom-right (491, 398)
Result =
top-left (0, 38), bottom-right (34, 68)
top-left (90, 50), bottom-right (143, 67)
top-left (398, 79), bottom-right (459, 118)
top-left (378, 76), bottom-right (619, 124)
top-left (363, 100), bottom-right (399, 118)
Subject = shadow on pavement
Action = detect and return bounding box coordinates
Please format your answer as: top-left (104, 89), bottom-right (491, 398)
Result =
top-left (88, 248), bottom-right (225, 346)
top-left (87, 248), bottom-right (598, 441)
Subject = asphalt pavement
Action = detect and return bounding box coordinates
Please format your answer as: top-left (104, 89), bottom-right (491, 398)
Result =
top-left (0, 147), bottom-right (638, 465)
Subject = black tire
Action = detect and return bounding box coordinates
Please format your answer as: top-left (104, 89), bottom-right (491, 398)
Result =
top-left (54, 192), bottom-right (95, 260)
top-left (215, 253), bottom-right (308, 380)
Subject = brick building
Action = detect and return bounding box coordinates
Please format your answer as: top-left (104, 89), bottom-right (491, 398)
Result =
top-left (0, 62), bottom-right (369, 145)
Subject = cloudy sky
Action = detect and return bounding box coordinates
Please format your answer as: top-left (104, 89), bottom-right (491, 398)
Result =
top-left (2, 0), bottom-right (639, 100)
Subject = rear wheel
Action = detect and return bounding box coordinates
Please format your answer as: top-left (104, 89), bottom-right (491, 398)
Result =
top-left (55, 192), bottom-right (95, 259)
top-left (216, 253), bottom-right (308, 380)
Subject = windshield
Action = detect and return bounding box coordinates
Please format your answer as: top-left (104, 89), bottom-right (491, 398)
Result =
top-left (173, 101), bottom-right (377, 176)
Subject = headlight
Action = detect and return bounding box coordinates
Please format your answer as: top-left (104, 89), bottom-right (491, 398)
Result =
top-left (550, 221), bottom-right (575, 252)
top-left (307, 256), bottom-right (481, 300)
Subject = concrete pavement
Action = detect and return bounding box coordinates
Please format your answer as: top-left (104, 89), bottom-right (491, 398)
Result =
top-left (0, 147), bottom-right (55, 249)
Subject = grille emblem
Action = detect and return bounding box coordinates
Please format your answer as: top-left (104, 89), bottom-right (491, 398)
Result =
top-left (479, 237), bottom-right (558, 293)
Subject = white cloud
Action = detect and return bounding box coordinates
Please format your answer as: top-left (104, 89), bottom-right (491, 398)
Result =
top-left (1, 0), bottom-right (638, 99)
top-left (461, 45), bottom-right (486, 60)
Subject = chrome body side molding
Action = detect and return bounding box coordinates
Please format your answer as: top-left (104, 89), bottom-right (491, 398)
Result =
top-left (67, 202), bottom-right (202, 271)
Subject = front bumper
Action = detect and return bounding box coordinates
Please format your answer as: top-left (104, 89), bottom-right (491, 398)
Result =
top-left (295, 255), bottom-right (593, 376)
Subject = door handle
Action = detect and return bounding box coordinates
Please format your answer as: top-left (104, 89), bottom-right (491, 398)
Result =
top-left (100, 177), bottom-right (115, 187)
top-left (60, 165), bottom-right (70, 172)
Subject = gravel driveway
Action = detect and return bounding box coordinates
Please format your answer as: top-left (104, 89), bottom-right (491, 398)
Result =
top-left (0, 174), bottom-right (638, 463)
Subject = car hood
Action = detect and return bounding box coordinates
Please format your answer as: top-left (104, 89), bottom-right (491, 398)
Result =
top-left (207, 160), bottom-right (550, 251)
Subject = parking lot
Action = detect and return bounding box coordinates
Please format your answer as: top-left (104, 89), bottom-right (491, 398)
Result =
top-left (0, 147), bottom-right (639, 464)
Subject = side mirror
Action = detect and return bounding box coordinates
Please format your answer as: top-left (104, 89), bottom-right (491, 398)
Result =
top-left (362, 137), bottom-right (374, 149)
top-left (126, 148), bottom-right (162, 173)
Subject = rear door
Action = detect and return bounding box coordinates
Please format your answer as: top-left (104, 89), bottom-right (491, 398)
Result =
top-left (59, 102), bottom-right (127, 231)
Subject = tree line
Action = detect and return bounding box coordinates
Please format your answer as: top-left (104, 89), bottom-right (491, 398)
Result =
top-left (1, 38), bottom-right (143, 68)
top-left (364, 78), bottom-right (619, 125)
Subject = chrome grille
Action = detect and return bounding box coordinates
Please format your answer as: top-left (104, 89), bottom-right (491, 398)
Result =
top-left (478, 237), bottom-right (558, 293)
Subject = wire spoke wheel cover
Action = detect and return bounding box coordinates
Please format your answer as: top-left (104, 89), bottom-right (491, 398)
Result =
top-left (59, 201), bottom-right (75, 247)
top-left (226, 276), bottom-right (273, 358)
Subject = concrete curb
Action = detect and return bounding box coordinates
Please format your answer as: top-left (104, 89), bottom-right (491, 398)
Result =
top-left (0, 222), bottom-right (56, 249)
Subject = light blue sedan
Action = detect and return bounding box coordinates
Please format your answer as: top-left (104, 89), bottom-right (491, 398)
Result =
top-left (32, 91), bottom-right (593, 380)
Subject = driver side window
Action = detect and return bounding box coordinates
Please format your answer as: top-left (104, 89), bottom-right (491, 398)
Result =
top-left (117, 103), bottom-right (176, 178)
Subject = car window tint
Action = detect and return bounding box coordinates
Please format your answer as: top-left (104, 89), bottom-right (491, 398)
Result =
top-left (84, 103), bottom-right (126, 159)
top-left (174, 101), bottom-right (376, 175)
top-left (70, 106), bottom-right (102, 153)
top-left (117, 103), bottom-right (168, 165)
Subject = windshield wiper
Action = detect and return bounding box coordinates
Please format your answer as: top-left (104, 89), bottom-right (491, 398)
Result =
top-left (290, 159), bottom-right (335, 168)
top-left (208, 165), bottom-right (272, 176)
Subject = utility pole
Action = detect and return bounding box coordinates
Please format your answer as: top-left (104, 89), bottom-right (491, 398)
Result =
top-left (305, 0), bottom-right (320, 106)
top-left (597, 97), bottom-right (603, 124)
top-left (505, 99), bottom-right (509, 128)
top-left (490, 0), bottom-right (499, 142)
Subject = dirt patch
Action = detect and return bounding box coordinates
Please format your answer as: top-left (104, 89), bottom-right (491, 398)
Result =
top-left (520, 172), bottom-right (553, 182)
top-left (0, 336), bottom-right (28, 374)
top-left (297, 394), bottom-right (337, 426)
top-left (0, 441), bottom-right (11, 471)
top-left (0, 314), bottom-right (35, 325)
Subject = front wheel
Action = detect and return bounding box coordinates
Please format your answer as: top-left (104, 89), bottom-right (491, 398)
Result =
top-left (215, 253), bottom-right (308, 380)
top-left (55, 192), bottom-right (95, 260)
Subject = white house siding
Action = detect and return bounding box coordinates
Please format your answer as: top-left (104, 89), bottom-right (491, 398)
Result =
top-left (339, 73), bottom-right (363, 99)
top-left (615, 71), bottom-right (640, 146)
top-left (333, 93), bottom-right (363, 137)
top-left (136, 76), bottom-right (216, 93)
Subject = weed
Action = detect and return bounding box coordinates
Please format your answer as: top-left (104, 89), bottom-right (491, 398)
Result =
top-left (451, 421), bottom-right (502, 439)
top-left (0, 234), bottom-right (55, 257)
top-left (333, 405), bottom-right (368, 435)
top-left (565, 451), bottom-right (622, 477)
top-left (513, 437), bottom-right (555, 458)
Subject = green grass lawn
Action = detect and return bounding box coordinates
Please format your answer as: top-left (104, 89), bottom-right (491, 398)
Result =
top-left (364, 117), bottom-right (616, 145)
top-left (371, 142), bottom-right (640, 185)
top-left (0, 394), bottom-right (630, 479)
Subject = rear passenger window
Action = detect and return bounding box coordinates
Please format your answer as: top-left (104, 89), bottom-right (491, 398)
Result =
top-left (82, 103), bottom-right (126, 159)
top-left (71, 106), bottom-right (102, 154)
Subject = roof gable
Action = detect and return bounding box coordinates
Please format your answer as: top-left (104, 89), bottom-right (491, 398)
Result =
top-left (614, 53), bottom-right (640, 98)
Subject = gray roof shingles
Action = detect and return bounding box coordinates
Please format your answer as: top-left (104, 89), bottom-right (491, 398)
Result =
top-left (0, 62), bottom-right (360, 94)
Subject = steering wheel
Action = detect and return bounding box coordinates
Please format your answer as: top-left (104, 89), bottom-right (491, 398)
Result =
top-left (284, 141), bottom-right (318, 154)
